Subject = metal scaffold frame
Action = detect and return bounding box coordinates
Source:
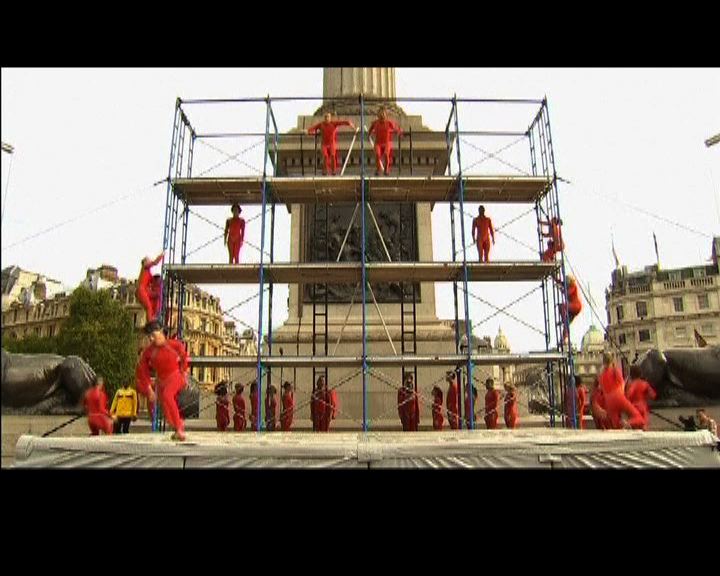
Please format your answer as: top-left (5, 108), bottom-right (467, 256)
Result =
top-left (159, 93), bottom-right (576, 432)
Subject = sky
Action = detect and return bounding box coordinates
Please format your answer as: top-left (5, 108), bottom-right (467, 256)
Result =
top-left (2, 67), bottom-right (719, 352)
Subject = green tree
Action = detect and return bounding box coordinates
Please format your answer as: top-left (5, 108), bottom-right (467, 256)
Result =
top-left (2, 333), bottom-right (59, 354)
top-left (57, 287), bottom-right (137, 401)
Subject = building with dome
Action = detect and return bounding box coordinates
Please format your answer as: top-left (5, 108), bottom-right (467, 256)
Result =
top-left (573, 324), bottom-right (606, 382)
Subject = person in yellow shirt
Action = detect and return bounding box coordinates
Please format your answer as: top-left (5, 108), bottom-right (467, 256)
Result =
top-left (110, 381), bottom-right (138, 434)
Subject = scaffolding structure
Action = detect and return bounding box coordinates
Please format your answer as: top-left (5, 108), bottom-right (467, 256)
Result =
top-left (158, 94), bottom-right (577, 432)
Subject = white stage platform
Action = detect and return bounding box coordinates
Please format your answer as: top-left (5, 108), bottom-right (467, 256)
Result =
top-left (13, 430), bottom-right (720, 469)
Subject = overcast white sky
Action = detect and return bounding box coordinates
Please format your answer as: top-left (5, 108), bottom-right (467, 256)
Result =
top-left (2, 68), bottom-right (719, 352)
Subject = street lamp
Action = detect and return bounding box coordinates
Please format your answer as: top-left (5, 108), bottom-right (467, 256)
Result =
top-left (1, 141), bottom-right (15, 225)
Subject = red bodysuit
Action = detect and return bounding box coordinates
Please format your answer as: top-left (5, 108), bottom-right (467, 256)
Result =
top-left (216, 395), bottom-right (230, 431)
top-left (446, 380), bottom-right (460, 430)
top-left (432, 390), bottom-right (444, 431)
top-left (308, 120), bottom-right (352, 175)
top-left (504, 390), bottom-right (519, 429)
top-left (136, 338), bottom-right (189, 435)
top-left (311, 388), bottom-right (334, 432)
top-left (590, 386), bottom-right (610, 430)
top-left (136, 254), bottom-right (164, 322)
top-left (232, 392), bottom-right (246, 431)
top-left (484, 389), bottom-right (501, 429)
top-left (472, 216), bottom-right (495, 262)
top-left (398, 387), bottom-right (420, 431)
top-left (281, 391), bottom-right (294, 431)
top-left (265, 394), bottom-right (278, 431)
top-left (599, 365), bottom-right (644, 429)
top-left (225, 216), bottom-right (246, 264)
top-left (626, 378), bottom-right (657, 431)
top-left (84, 386), bottom-right (113, 435)
top-left (368, 118), bottom-right (402, 174)
top-left (250, 390), bottom-right (259, 431)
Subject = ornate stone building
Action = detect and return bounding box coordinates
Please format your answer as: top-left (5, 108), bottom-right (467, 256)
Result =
top-left (605, 237), bottom-right (720, 372)
top-left (1, 264), bottom-right (249, 388)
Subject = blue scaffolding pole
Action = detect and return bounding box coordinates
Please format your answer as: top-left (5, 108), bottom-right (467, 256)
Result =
top-left (452, 96), bottom-right (475, 430)
top-left (254, 96), bottom-right (272, 431)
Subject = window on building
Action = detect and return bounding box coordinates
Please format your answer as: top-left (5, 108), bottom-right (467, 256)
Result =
top-left (13, 309), bottom-right (17, 322)
top-left (636, 301), bottom-right (648, 318)
top-left (616, 305), bottom-right (624, 322)
top-left (34, 326), bottom-right (41, 336)
top-left (639, 329), bottom-right (651, 342)
top-left (48, 325), bottom-right (55, 337)
top-left (693, 268), bottom-right (706, 279)
top-left (133, 313), bottom-right (138, 327)
top-left (698, 294), bottom-right (709, 310)
top-left (675, 326), bottom-right (687, 339)
top-left (673, 297), bottom-right (684, 312)
top-left (701, 323), bottom-right (715, 335)
top-left (669, 271), bottom-right (681, 282)
top-left (618, 333), bottom-right (627, 345)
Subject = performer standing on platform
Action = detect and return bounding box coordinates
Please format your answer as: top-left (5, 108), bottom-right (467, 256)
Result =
top-left (503, 382), bottom-right (519, 429)
top-left (232, 383), bottom-right (247, 431)
top-left (311, 375), bottom-right (335, 432)
top-left (598, 352), bottom-right (644, 430)
top-left (307, 112), bottom-right (355, 176)
top-left (445, 371), bottom-right (460, 430)
top-left (215, 381), bottom-right (230, 432)
top-left (398, 372), bottom-right (420, 431)
top-left (224, 203), bottom-right (246, 264)
top-left (625, 365), bottom-right (657, 431)
top-left (265, 384), bottom-right (278, 431)
top-left (136, 252), bottom-right (164, 322)
top-left (249, 380), bottom-right (259, 431)
top-left (431, 385), bottom-right (444, 431)
top-left (84, 375), bottom-right (115, 436)
top-left (280, 381), bottom-right (295, 432)
top-left (135, 320), bottom-right (190, 441)
top-left (484, 378), bottom-right (501, 429)
top-left (472, 206), bottom-right (495, 263)
top-left (368, 107), bottom-right (403, 176)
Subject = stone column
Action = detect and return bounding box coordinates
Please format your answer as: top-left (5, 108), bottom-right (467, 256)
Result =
top-left (317, 67), bottom-right (403, 117)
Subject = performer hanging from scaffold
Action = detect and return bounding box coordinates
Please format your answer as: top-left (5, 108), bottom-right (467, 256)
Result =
top-left (540, 216), bottom-right (564, 262)
top-left (136, 252), bottom-right (164, 322)
top-left (307, 112), bottom-right (356, 176)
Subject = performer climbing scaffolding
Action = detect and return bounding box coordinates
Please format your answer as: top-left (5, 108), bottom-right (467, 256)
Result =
top-left (224, 204), bottom-right (246, 264)
top-left (557, 275), bottom-right (582, 342)
top-left (136, 252), bottom-right (164, 322)
top-left (472, 206), bottom-right (495, 263)
top-left (307, 112), bottom-right (355, 176)
top-left (368, 107), bottom-right (403, 176)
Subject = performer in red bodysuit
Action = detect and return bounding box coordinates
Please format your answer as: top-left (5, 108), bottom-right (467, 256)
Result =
top-left (540, 217), bottom-right (564, 259)
top-left (84, 376), bottom-right (115, 435)
top-left (232, 383), bottom-right (246, 431)
top-left (484, 378), bottom-right (501, 429)
top-left (558, 275), bottom-right (582, 343)
top-left (625, 364), bottom-right (657, 431)
top-left (265, 384), bottom-right (278, 431)
top-left (431, 385), bottom-right (444, 431)
top-left (136, 252), bottom-right (164, 322)
top-left (397, 372), bottom-right (420, 431)
top-left (311, 375), bottom-right (335, 432)
top-left (368, 107), bottom-right (403, 176)
top-left (503, 382), bottom-right (519, 429)
top-left (215, 382), bottom-right (230, 432)
top-left (307, 112), bottom-right (355, 175)
top-left (590, 377), bottom-right (610, 430)
top-left (135, 320), bottom-right (190, 441)
top-left (224, 204), bottom-right (246, 264)
top-left (472, 205), bottom-right (495, 263)
top-left (249, 380), bottom-right (259, 431)
top-left (280, 381), bottom-right (295, 432)
top-left (445, 371), bottom-right (460, 430)
top-left (598, 352), bottom-right (644, 430)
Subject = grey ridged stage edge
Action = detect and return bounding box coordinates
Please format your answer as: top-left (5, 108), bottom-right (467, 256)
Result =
top-left (13, 430), bottom-right (720, 469)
